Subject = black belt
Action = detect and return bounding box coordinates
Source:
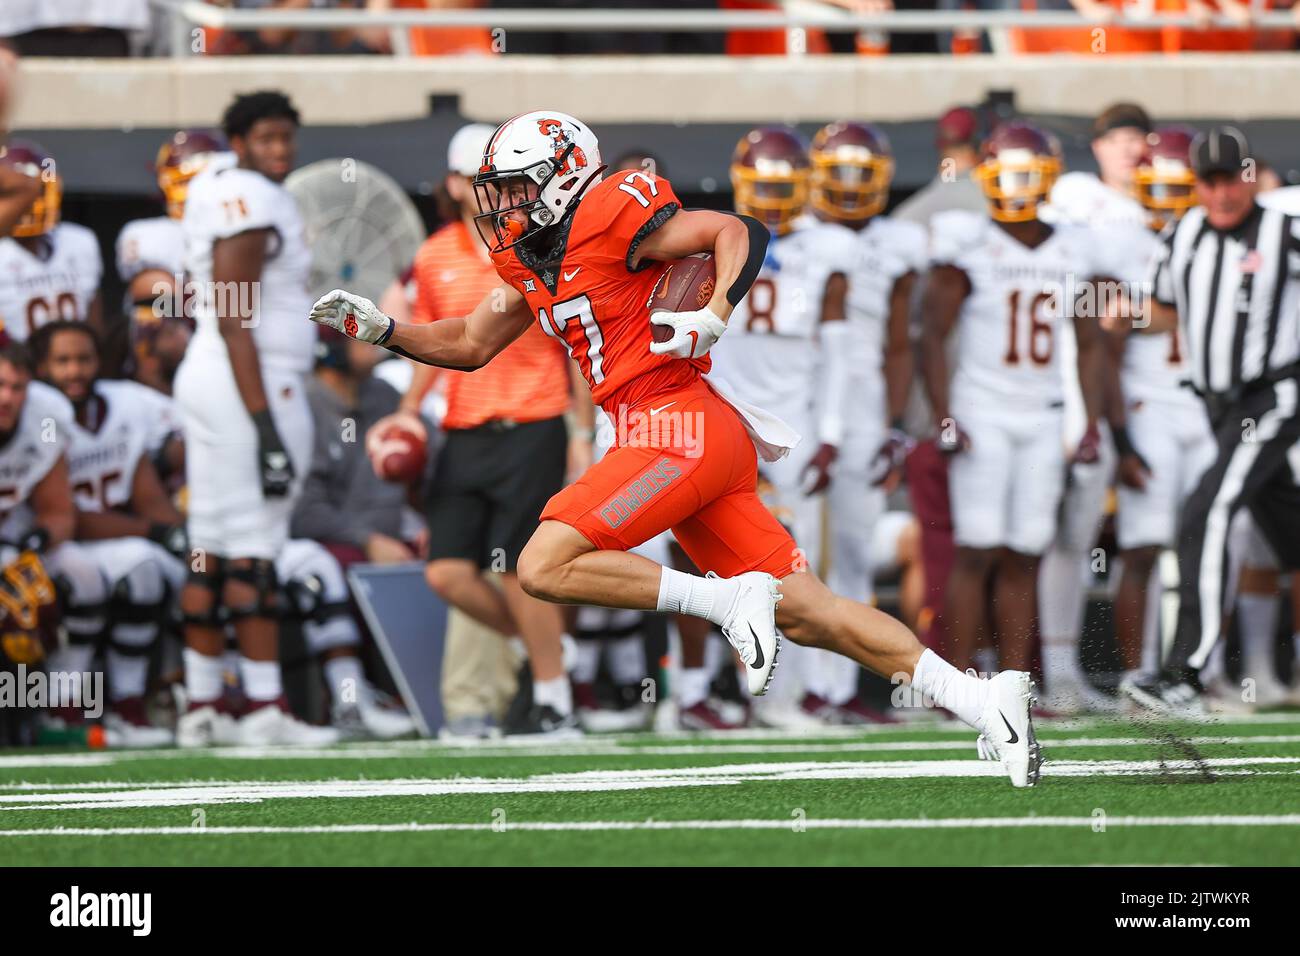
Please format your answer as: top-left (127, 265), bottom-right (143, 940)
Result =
top-left (463, 417), bottom-right (521, 434)
top-left (1196, 360), bottom-right (1300, 420)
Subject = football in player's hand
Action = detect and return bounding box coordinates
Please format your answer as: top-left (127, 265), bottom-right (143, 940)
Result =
top-left (367, 419), bottom-right (427, 484)
top-left (649, 254), bottom-right (716, 343)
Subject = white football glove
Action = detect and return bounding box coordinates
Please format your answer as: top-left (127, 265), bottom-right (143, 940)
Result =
top-left (648, 306), bottom-right (727, 360)
top-left (309, 289), bottom-right (394, 345)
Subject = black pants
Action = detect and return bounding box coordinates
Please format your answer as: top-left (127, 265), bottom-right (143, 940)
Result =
top-left (1168, 377), bottom-right (1300, 676)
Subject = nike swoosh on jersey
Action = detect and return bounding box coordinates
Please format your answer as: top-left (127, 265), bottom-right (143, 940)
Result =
top-left (563, 267), bottom-right (582, 281)
top-left (648, 402), bottom-right (676, 416)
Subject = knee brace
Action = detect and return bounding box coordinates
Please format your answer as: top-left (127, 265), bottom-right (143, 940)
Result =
top-left (225, 559), bottom-right (282, 621)
top-left (179, 557), bottom-right (226, 629)
top-left (283, 573), bottom-right (351, 626)
top-left (108, 573), bottom-right (167, 653)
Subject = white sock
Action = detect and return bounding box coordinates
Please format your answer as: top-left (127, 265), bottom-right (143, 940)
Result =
top-left (911, 648), bottom-right (989, 731)
top-left (677, 667), bottom-right (710, 709)
top-left (324, 655), bottom-right (366, 708)
top-left (572, 640), bottom-right (601, 684)
top-left (608, 635), bottom-right (645, 686)
top-left (1042, 641), bottom-right (1083, 689)
top-left (560, 632), bottom-right (578, 672)
top-left (183, 648), bottom-right (225, 703)
top-left (533, 676), bottom-right (572, 715)
top-left (656, 567), bottom-right (739, 626)
top-left (1237, 594), bottom-right (1279, 680)
top-left (107, 652), bottom-right (148, 701)
top-left (239, 657), bottom-right (282, 703)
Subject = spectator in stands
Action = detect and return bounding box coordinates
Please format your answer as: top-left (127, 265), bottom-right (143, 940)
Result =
top-left (291, 331), bottom-right (421, 568)
top-left (202, 0), bottom-right (396, 56)
top-left (0, 0), bottom-right (149, 57)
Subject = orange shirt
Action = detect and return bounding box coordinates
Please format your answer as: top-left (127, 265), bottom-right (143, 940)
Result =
top-left (411, 221), bottom-right (569, 430)
top-left (490, 172), bottom-right (708, 416)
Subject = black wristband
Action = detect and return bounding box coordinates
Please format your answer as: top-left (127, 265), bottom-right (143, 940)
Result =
top-left (376, 316), bottom-right (395, 346)
top-left (726, 215), bottom-right (771, 307)
top-left (21, 527), bottom-right (50, 554)
top-left (1112, 424), bottom-right (1137, 458)
top-left (251, 409), bottom-right (278, 441)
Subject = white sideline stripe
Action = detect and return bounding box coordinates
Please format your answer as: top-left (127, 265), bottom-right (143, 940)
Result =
top-left (4, 731), bottom-right (1300, 768)
top-left (1, 757), bottom-right (1296, 811)
top-left (2, 815), bottom-right (1299, 837)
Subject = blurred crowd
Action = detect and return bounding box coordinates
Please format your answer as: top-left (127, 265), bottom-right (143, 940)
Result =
top-left (0, 0), bottom-right (1298, 58)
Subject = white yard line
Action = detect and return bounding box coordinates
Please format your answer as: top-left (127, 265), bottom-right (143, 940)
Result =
top-left (2, 731), bottom-right (1300, 769)
top-left (0, 756), bottom-right (1296, 811)
top-left (1, 815), bottom-right (1299, 837)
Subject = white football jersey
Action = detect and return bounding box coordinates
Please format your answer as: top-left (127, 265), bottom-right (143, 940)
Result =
top-left (712, 217), bottom-right (855, 421)
top-left (117, 216), bottom-right (184, 284)
top-left (0, 381), bottom-right (74, 538)
top-left (843, 216), bottom-right (927, 412)
top-left (931, 210), bottom-right (1100, 409)
top-left (1091, 220), bottom-right (1195, 405)
top-left (1044, 171), bottom-right (1148, 230)
top-left (0, 223), bottom-right (102, 344)
top-left (183, 155), bottom-right (316, 374)
top-left (65, 380), bottom-right (177, 513)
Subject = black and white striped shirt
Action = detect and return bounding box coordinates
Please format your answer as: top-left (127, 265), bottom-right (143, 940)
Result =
top-left (1151, 203), bottom-right (1300, 397)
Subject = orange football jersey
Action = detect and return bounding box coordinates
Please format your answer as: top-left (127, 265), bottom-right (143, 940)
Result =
top-left (490, 172), bottom-right (710, 415)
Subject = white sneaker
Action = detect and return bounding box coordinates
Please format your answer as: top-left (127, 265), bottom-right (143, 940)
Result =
top-left (714, 570), bottom-right (782, 696)
top-left (976, 670), bottom-right (1042, 788)
top-left (176, 704), bottom-right (239, 748)
top-left (103, 712), bottom-right (174, 748)
top-left (238, 704), bottom-right (341, 746)
top-left (1039, 675), bottom-right (1121, 716)
top-left (1242, 670), bottom-right (1293, 709)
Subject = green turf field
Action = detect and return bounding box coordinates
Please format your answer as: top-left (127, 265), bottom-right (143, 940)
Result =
top-left (2, 711), bottom-right (1299, 866)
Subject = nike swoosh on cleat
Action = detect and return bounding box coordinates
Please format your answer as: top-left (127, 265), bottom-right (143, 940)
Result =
top-left (1000, 711), bottom-right (1019, 745)
top-left (747, 623), bottom-right (765, 669)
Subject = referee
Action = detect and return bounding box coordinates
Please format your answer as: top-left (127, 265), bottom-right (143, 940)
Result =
top-left (1117, 127), bottom-right (1300, 713)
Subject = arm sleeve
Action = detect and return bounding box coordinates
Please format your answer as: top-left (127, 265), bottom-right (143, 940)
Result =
top-left (815, 318), bottom-right (853, 447)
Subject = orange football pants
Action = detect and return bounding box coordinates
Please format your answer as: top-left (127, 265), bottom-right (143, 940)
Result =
top-left (541, 380), bottom-right (798, 579)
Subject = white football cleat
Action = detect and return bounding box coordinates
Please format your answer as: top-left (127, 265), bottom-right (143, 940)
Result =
top-left (714, 570), bottom-right (782, 696)
top-left (976, 670), bottom-right (1042, 788)
top-left (238, 704), bottom-right (341, 746)
top-left (176, 703), bottom-right (239, 748)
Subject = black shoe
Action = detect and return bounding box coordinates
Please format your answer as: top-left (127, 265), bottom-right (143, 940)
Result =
top-left (1119, 671), bottom-right (1204, 715)
top-left (508, 704), bottom-right (583, 738)
top-left (502, 662), bottom-right (534, 735)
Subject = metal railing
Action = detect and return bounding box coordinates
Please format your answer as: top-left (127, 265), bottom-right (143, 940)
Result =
top-left (150, 0), bottom-right (1297, 57)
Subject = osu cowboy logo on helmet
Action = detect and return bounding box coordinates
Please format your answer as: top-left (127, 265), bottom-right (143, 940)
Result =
top-left (730, 126), bottom-right (812, 236)
top-left (972, 121), bottom-right (1062, 223)
top-left (473, 110), bottom-right (606, 253)
top-left (0, 140), bottom-right (61, 238)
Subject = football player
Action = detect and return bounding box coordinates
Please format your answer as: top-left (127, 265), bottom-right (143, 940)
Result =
top-left (33, 320), bottom-right (186, 745)
top-left (806, 120), bottom-right (925, 723)
top-left (176, 91), bottom-right (334, 746)
top-left (1033, 103), bottom-right (1152, 711)
top-left (0, 341), bottom-right (109, 723)
top-left (0, 141), bottom-right (102, 344)
top-left (116, 129), bottom-right (226, 394)
top-left (1105, 126), bottom-right (1217, 700)
top-left (313, 110), bottom-right (1044, 787)
top-left (704, 125), bottom-right (858, 727)
top-left (921, 120), bottom-right (1106, 686)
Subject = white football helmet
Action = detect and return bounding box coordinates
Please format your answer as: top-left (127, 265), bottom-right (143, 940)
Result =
top-left (473, 110), bottom-right (605, 251)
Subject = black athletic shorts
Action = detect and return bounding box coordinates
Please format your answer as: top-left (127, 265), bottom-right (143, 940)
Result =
top-left (424, 415), bottom-right (567, 571)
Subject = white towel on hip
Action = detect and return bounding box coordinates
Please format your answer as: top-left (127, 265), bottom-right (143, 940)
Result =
top-left (703, 374), bottom-right (802, 463)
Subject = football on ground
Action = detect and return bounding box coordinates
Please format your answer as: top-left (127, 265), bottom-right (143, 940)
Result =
top-left (649, 253), bottom-right (716, 343)
top-left (367, 420), bottom-right (427, 484)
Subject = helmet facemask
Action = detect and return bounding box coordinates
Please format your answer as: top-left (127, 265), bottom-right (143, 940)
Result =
top-left (1134, 157), bottom-right (1196, 231)
top-left (474, 140), bottom-right (600, 254)
top-left (810, 148), bottom-right (893, 223)
top-left (973, 148), bottom-right (1060, 223)
top-left (732, 161), bottom-right (810, 236)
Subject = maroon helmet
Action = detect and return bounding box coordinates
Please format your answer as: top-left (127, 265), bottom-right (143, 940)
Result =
top-left (972, 120), bottom-right (1062, 223)
top-left (156, 129), bottom-right (227, 219)
top-left (0, 140), bottom-right (60, 238)
top-left (730, 126), bottom-right (811, 235)
top-left (810, 121), bottom-right (894, 224)
top-left (1135, 125), bottom-right (1198, 230)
